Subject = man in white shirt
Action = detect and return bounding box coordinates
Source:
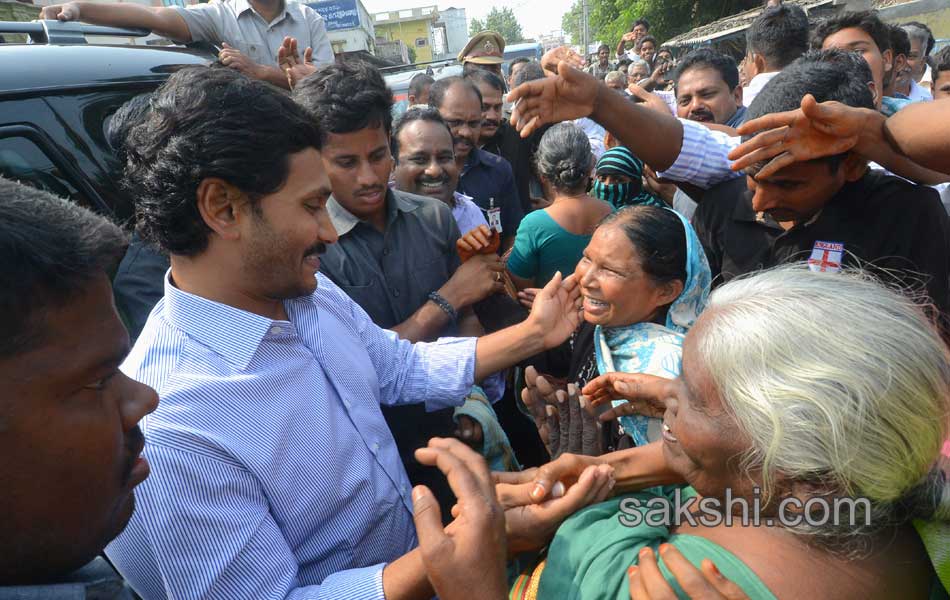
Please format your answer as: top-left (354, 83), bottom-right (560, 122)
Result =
top-left (742, 2), bottom-right (809, 107)
top-left (900, 22), bottom-right (935, 100)
top-left (39, 0), bottom-right (333, 90)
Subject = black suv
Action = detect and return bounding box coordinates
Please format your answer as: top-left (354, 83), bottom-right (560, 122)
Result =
top-left (0, 20), bottom-right (214, 224)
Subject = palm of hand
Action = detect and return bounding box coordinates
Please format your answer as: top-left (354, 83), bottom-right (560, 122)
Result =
top-left (536, 286), bottom-right (581, 347)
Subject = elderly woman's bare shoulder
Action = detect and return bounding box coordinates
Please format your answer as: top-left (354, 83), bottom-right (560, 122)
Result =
top-left (673, 521), bottom-right (933, 599)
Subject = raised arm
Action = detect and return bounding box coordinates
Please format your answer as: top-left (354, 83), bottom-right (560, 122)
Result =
top-left (39, 1), bottom-right (191, 42)
top-left (730, 94), bottom-right (950, 183)
top-left (883, 100), bottom-right (950, 174)
top-left (509, 60), bottom-right (685, 171)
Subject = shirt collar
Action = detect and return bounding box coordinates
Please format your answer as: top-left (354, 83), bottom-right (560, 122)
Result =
top-left (327, 189), bottom-right (417, 236)
top-left (233, 0), bottom-right (292, 22)
top-left (162, 271), bottom-right (286, 371)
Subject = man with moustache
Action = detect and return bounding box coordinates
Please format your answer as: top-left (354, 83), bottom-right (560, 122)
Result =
top-left (430, 76), bottom-right (523, 251)
top-left (292, 64), bottom-right (506, 515)
top-left (0, 178), bottom-right (158, 596)
top-left (673, 48), bottom-right (746, 128)
top-left (391, 106), bottom-right (487, 236)
top-left (466, 69), bottom-right (534, 215)
top-left (106, 66), bottom-right (583, 600)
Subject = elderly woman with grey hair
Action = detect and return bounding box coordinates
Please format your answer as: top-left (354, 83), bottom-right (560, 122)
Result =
top-left (502, 265), bottom-right (950, 599)
top-left (460, 122), bottom-right (611, 290)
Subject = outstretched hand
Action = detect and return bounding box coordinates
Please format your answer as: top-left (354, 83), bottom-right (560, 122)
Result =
top-left (525, 271), bottom-right (583, 349)
top-left (582, 372), bottom-right (673, 422)
top-left (728, 94), bottom-right (875, 179)
top-left (629, 545), bottom-right (750, 600)
top-left (540, 46), bottom-right (586, 74)
top-left (509, 59), bottom-right (601, 138)
top-left (277, 36), bottom-right (316, 89)
top-left (495, 462), bottom-right (614, 554)
top-left (39, 2), bottom-right (80, 20)
top-left (413, 438), bottom-right (508, 600)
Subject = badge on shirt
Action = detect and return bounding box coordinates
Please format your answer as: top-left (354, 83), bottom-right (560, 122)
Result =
top-left (808, 241), bottom-right (844, 273)
top-left (487, 206), bottom-right (502, 233)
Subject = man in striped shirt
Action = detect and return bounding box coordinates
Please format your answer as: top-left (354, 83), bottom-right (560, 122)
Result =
top-left (104, 66), bottom-right (585, 600)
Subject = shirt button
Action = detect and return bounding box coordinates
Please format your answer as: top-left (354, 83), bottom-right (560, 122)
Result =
top-left (370, 442), bottom-right (380, 454)
top-left (342, 398), bottom-right (352, 409)
top-left (382, 247), bottom-right (390, 256)
top-left (270, 326), bottom-right (282, 335)
top-left (392, 288), bottom-right (400, 297)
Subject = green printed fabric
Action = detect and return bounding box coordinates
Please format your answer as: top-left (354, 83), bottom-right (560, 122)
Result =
top-left (537, 486), bottom-right (777, 600)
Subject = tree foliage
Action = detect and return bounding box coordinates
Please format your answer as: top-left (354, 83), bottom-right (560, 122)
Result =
top-left (470, 7), bottom-right (525, 43)
top-left (562, 0), bottom-right (761, 52)
top-left (469, 17), bottom-right (485, 36)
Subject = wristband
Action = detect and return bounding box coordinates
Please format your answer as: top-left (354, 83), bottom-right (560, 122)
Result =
top-left (427, 291), bottom-right (458, 322)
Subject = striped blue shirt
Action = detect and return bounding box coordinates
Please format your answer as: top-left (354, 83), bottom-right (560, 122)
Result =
top-left (106, 273), bottom-right (476, 599)
top-left (657, 118), bottom-right (741, 189)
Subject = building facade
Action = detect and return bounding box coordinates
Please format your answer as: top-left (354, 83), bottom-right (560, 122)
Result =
top-left (372, 6), bottom-right (438, 63)
top-left (307, 0), bottom-right (375, 57)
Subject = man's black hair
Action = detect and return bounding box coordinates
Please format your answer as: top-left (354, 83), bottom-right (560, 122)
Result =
top-left (934, 46), bottom-right (950, 75)
top-left (126, 66), bottom-right (323, 256)
top-left (0, 178), bottom-right (128, 357)
top-left (292, 59), bottom-right (394, 137)
top-left (901, 21), bottom-right (935, 56)
top-left (746, 48), bottom-right (875, 172)
top-left (408, 73), bottom-right (435, 99)
top-left (391, 106), bottom-right (453, 161)
top-left (597, 44), bottom-right (610, 53)
top-left (631, 18), bottom-right (649, 31)
top-left (888, 23), bottom-right (910, 59)
top-left (106, 92), bottom-right (153, 163)
top-left (746, 3), bottom-right (809, 70)
top-left (464, 68), bottom-right (505, 93)
top-left (427, 76), bottom-right (483, 110)
top-left (512, 62), bottom-right (545, 87)
top-left (639, 35), bottom-right (658, 49)
top-left (673, 48), bottom-right (740, 91)
top-left (657, 46), bottom-right (675, 58)
top-left (811, 11), bottom-right (891, 55)
top-left (509, 56), bottom-right (532, 70)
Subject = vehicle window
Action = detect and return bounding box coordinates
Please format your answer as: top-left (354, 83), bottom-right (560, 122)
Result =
top-left (0, 135), bottom-right (88, 205)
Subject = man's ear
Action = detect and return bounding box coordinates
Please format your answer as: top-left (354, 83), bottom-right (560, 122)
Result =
top-left (195, 177), bottom-right (247, 243)
top-left (733, 83), bottom-right (744, 107)
top-left (841, 153), bottom-right (869, 182)
top-left (867, 79), bottom-right (880, 107)
top-left (752, 53), bottom-right (768, 78)
top-left (408, 94), bottom-right (417, 105)
top-left (882, 48), bottom-right (894, 77)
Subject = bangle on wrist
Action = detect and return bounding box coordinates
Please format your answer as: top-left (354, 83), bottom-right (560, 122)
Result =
top-left (428, 291), bottom-right (458, 322)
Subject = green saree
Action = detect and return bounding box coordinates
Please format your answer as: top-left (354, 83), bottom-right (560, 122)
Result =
top-left (536, 486), bottom-right (776, 600)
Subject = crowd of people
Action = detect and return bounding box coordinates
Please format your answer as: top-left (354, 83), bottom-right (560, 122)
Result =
top-left (3, 0), bottom-right (950, 598)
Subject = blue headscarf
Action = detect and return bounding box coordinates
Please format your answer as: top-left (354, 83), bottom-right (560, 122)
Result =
top-left (591, 146), bottom-right (665, 210)
top-left (593, 208), bottom-right (711, 445)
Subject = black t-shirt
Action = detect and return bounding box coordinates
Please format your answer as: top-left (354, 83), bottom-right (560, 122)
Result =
top-left (693, 170), bottom-right (950, 318)
top-left (482, 121), bottom-right (535, 215)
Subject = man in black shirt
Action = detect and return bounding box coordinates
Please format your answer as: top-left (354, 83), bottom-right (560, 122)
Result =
top-left (429, 76), bottom-right (524, 251)
top-left (466, 68), bottom-right (535, 215)
top-left (694, 49), bottom-right (949, 318)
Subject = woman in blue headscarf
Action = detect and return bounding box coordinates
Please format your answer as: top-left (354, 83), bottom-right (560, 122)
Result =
top-left (522, 204), bottom-right (710, 452)
top-left (591, 146), bottom-right (665, 210)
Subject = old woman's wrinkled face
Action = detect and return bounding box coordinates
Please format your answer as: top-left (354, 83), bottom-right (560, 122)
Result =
top-left (660, 317), bottom-right (758, 504)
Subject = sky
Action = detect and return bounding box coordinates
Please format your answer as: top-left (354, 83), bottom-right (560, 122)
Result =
top-left (360, 0), bottom-right (573, 41)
